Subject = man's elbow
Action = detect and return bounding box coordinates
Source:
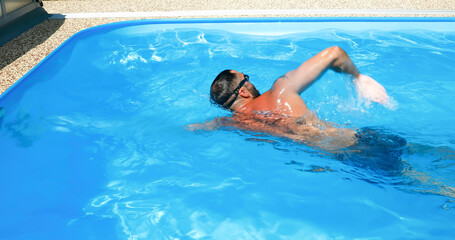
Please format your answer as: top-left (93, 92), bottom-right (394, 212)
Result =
top-left (327, 46), bottom-right (346, 58)
top-left (322, 46), bottom-right (351, 73)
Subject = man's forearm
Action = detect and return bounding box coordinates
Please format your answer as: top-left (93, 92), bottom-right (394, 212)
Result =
top-left (285, 46), bottom-right (361, 94)
top-left (329, 46), bottom-right (360, 78)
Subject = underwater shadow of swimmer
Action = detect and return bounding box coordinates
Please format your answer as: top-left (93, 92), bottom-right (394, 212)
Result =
top-left (275, 126), bottom-right (455, 198)
top-left (240, 125), bottom-right (455, 198)
top-left (336, 127), bottom-right (408, 178)
top-left (243, 126), bottom-right (410, 178)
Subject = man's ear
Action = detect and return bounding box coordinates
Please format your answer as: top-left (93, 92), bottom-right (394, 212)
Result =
top-left (238, 87), bottom-right (250, 98)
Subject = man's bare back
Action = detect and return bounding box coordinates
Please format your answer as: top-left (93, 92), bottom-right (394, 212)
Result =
top-left (191, 111), bottom-right (356, 151)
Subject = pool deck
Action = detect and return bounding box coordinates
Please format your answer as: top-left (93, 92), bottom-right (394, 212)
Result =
top-left (1, 0), bottom-right (455, 94)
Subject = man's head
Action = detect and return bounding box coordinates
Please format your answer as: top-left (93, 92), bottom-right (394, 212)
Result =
top-left (210, 70), bottom-right (260, 110)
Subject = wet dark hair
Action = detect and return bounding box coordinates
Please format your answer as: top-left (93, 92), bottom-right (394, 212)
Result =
top-left (210, 69), bottom-right (238, 109)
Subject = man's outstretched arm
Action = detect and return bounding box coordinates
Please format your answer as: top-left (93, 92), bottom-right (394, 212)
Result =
top-left (283, 46), bottom-right (358, 94)
top-left (275, 46), bottom-right (389, 104)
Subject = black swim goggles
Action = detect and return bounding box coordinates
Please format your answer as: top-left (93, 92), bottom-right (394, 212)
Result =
top-left (222, 74), bottom-right (249, 109)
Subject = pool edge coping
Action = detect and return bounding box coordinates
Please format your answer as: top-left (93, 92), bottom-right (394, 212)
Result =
top-left (48, 9), bottom-right (455, 19)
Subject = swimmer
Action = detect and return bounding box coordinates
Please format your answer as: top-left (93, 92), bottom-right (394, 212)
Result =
top-left (188, 46), bottom-right (455, 197)
top-left (190, 46), bottom-right (390, 150)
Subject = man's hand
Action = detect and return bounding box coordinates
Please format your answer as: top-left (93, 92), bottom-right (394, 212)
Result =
top-left (185, 118), bottom-right (223, 131)
top-left (354, 74), bottom-right (390, 105)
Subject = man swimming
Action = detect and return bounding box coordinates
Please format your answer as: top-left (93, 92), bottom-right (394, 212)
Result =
top-left (192, 46), bottom-right (390, 151)
top-left (189, 46), bottom-right (455, 196)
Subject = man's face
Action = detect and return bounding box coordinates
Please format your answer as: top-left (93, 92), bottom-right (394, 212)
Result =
top-left (246, 81), bottom-right (261, 98)
top-left (233, 71), bottom-right (261, 98)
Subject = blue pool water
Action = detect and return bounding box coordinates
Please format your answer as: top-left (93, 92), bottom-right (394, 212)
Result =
top-left (1, 18), bottom-right (455, 239)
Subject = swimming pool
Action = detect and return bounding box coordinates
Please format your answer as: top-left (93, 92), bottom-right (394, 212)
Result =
top-left (1, 18), bottom-right (455, 239)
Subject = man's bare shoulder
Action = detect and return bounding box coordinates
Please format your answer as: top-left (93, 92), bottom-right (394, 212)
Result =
top-left (243, 91), bottom-right (276, 113)
top-left (270, 73), bottom-right (292, 93)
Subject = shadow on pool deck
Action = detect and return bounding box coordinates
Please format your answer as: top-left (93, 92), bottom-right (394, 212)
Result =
top-left (0, 17), bottom-right (65, 72)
